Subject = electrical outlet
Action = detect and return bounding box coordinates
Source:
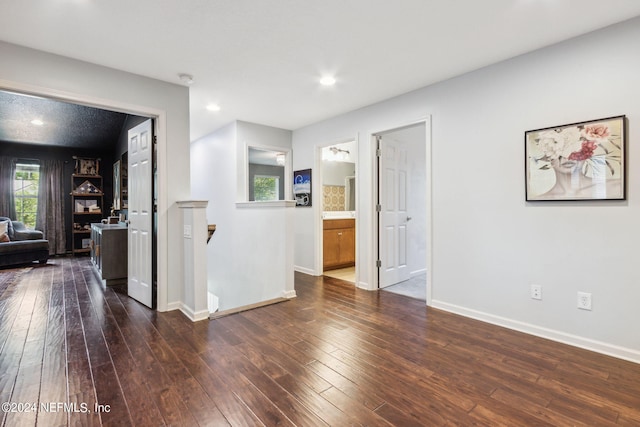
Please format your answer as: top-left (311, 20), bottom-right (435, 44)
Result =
top-left (531, 284), bottom-right (542, 300)
top-left (577, 292), bottom-right (592, 310)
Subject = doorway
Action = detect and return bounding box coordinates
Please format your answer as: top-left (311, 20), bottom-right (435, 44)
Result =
top-left (319, 140), bottom-right (357, 283)
top-left (375, 122), bottom-right (428, 300)
top-left (0, 84), bottom-right (163, 309)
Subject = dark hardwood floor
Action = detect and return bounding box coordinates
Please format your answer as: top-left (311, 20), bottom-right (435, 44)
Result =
top-left (1, 257), bottom-right (640, 426)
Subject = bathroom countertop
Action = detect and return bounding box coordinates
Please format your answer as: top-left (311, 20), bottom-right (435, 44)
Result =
top-left (322, 211), bottom-right (355, 219)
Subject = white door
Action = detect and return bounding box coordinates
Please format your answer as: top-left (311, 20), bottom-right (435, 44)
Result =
top-left (128, 119), bottom-right (153, 307)
top-left (379, 135), bottom-right (411, 288)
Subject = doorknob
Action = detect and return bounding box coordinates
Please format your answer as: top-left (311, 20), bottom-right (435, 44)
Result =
top-left (406, 216), bottom-right (412, 221)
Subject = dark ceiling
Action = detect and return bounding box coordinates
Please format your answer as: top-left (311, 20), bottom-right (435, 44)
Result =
top-left (0, 90), bottom-right (128, 150)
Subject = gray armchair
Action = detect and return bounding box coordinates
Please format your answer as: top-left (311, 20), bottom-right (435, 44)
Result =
top-left (0, 217), bottom-right (49, 267)
top-left (12, 221), bottom-right (45, 240)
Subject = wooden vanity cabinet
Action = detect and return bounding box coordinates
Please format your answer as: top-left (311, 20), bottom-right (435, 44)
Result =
top-left (323, 218), bottom-right (355, 270)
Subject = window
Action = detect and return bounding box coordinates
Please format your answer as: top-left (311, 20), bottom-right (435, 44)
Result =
top-left (14, 163), bottom-right (40, 228)
top-left (253, 175), bottom-right (280, 201)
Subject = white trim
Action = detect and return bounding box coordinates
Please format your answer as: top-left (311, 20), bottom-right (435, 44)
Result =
top-left (432, 300), bottom-right (640, 364)
top-left (245, 143), bottom-right (293, 201)
top-left (315, 136), bottom-right (359, 279)
top-left (356, 281), bottom-right (370, 290)
top-left (282, 290), bottom-right (297, 299)
top-left (425, 117), bottom-right (433, 306)
top-left (314, 144), bottom-right (324, 276)
top-left (369, 116), bottom-right (432, 302)
top-left (0, 78), bottom-right (170, 313)
top-left (177, 200), bottom-right (209, 209)
top-left (410, 269), bottom-right (427, 277)
top-left (236, 200), bottom-right (296, 208)
top-left (166, 301), bottom-right (181, 311)
top-left (294, 265), bottom-right (316, 275)
top-left (180, 303), bottom-right (210, 322)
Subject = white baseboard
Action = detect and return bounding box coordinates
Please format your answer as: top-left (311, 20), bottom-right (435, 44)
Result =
top-left (180, 303), bottom-right (210, 322)
top-left (282, 290), bottom-right (297, 299)
top-left (431, 300), bottom-right (640, 364)
top-left (166, 301), bottom-right (181, 311)
top-left (167, 300), bottom-right (209, 321)
top-left (356, 281), bottom-right (371, 290)
top-left (410, 268), bottom-right (427, 278)
top-left (294, 265), bottom-right (316, 275)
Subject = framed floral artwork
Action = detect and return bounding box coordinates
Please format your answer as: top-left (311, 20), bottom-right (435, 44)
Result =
top-left (525, 115), bottom-right (626, 201)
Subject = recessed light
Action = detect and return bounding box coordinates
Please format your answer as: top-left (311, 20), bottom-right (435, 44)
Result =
top-left (30, 119), bottom-right (44, 126)
top-left (320, 76), bottom-right (336, 86)
top-left (206, 104), bottom-right (221, 112)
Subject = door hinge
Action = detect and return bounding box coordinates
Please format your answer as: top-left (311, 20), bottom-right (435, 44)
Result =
top-left (153, 135), bottom-right (158, 144)
top-left (376, 148), bottom-right (382, 157)
top-left (375, 204), bottom-right (382, 212)
top-left (376, 260), bottom-right (382, 268)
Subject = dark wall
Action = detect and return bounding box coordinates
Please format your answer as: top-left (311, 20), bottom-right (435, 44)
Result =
top-left (0, 141), bottom-right (115, 253)
top-left (117, 115), bottom-right (150, 157)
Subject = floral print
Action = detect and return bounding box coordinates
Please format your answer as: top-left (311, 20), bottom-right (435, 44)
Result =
top-left (526, 116), bottom-right (625, 200)
top-left (535, 124), bottom-right (607, 162)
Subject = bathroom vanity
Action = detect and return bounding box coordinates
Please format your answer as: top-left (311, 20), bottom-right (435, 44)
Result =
top-left (323, 218), bottom-right (355, 270)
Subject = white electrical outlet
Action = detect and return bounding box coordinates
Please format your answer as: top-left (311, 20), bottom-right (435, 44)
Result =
top-left (531, 284), bottom-right (542, 300)
top-left (577, 292), bottom-right (592, 310)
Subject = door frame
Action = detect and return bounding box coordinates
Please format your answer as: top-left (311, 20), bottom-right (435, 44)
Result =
top-left (314, 136), bottom-right (359, 283)
top-left (370, 116), bottom-right (432, 305)
top-left (0, 79), bottom-right (169, 311)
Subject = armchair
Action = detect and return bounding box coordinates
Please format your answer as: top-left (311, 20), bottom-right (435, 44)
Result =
top-left (0, 217), bottom-right (49, 268)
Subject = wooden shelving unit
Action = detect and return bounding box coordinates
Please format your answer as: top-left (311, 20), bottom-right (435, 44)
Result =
top-left (70, 172), bottom-right (103, 255)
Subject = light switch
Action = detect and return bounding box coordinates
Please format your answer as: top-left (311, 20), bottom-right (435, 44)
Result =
top-left (183, 225), bottom-right (192, 239)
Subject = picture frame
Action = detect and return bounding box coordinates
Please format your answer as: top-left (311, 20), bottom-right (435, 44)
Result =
top-left (74, 156), bottom-right (101, 176)
top-left (293, 169), bottom-right (312, 207)
top-left (525, 115), bottom-right (625, 201)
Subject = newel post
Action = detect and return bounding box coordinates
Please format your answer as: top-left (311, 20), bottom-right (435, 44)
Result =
top-left (177, 200), bottom-right (209, 321)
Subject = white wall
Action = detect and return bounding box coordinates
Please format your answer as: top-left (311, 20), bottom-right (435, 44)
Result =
top-left (292, 17), bottom-right (640, 361)
top-left (191, 121), bottom-right (295, 311)
top-left (0, 41), bottom-right (191, 310)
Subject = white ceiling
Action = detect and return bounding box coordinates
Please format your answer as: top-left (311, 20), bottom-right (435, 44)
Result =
top-left (1, 0), bottom-right (640, 142)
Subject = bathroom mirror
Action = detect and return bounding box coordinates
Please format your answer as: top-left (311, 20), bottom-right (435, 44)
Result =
top-left (321, 141), bottom-right (356, 212)
top-left (248, 146), bottom-right (286, 201)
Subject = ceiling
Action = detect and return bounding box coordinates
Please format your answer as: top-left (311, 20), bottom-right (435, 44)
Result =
top-left (249, 146), bottom-right (285, 167)
top-left (0, 90), bottom-right (127, 149)
top-left (1, 0), bottom-right (640, 143)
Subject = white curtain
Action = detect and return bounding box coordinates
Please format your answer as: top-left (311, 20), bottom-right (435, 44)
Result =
top-left (36, 159), bottom-right (66, 255)
top-left (0, 156), bottom-right (17, 219)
